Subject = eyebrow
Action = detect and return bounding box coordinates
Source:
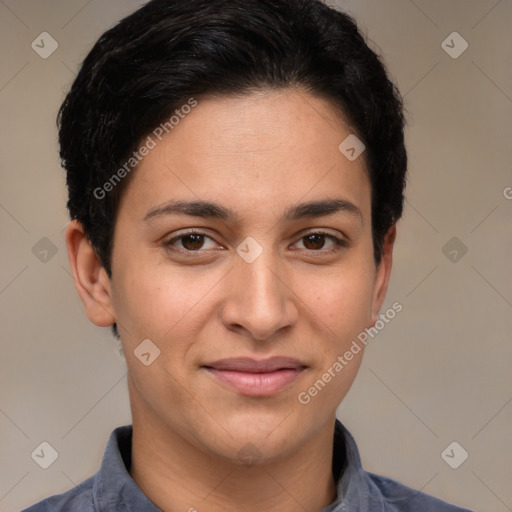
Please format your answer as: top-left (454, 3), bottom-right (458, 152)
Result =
top-left (143, 198), bottom-right (362, 224)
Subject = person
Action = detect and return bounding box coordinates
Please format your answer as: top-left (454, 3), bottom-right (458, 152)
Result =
top-left (22, 0), bottom-right (473, 510)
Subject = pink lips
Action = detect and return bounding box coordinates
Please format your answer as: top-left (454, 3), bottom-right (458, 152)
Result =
top-left (203, 357), bottom-right (306, 397)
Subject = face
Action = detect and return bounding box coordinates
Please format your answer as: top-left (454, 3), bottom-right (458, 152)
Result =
top-left (83, 90), bottom-right (393, 462)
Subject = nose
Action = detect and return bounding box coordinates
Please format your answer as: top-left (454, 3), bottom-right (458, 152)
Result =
top-left (220, 251), bottom-right (299, 342)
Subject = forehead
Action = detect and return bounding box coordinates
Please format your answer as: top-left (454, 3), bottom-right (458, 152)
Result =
top-left (118, 89), bottom-right (371, 222)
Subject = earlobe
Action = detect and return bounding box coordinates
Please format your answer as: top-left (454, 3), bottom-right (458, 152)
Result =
top-left (369, 225), bottom-right (396, 326)
top-left (65, 220), bottom-right (116, 327)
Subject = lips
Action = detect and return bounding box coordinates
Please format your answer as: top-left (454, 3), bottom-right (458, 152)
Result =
top-left (204, 357), bottom-right (306, 373)
top-left (202, 357), bottom-right (307, 397)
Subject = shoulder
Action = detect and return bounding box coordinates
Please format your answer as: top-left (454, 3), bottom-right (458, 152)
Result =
top-left (333, 420), bottom-right (473, 512)
top-left (367, 472), bottom-right (474, 512)
top-left (20, 476), bottom-right (96, 512)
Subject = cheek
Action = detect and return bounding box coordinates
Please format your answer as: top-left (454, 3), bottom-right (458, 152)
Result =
top-left (110, 263), bottom-right (201, 344)
top-left (294, 268), bottom-right (374, 412)
top-left (296, 264), bottom-right (376, 341)
top-left (112, 267), bottom-right (207, 412)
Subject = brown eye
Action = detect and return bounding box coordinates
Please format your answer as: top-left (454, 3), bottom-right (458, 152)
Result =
top-left (165, 231), bottom-right (217, 253)
top-left (180, 234), bottom-right (206, 250)
top-left (302, 233), bottom-right (327, 250)
top-left (294, 231), bottom-right (346, 253)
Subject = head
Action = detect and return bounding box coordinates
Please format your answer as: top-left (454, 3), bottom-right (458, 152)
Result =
top-left (62, 0), bottom-right (406, 463)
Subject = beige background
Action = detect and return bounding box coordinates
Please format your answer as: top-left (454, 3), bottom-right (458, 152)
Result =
top-left (1, 1), bottom-right (511, 511)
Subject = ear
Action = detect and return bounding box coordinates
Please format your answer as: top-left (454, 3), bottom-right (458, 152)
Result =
top-left (65, 220), bottom-right (115, 327)
top-left (369, 225), bottom-right (396, 326)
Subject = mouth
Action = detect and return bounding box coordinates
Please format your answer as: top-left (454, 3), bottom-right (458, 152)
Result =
top-left (202, 357), bottom-right (307, 397)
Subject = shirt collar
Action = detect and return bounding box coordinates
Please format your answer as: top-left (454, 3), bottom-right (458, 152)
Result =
top-left (92, 419), bottom-right (372, 512)
top-left (93, 425), bottom-right (161, 511)
top-left (322, 419), bottom-right (384, 511)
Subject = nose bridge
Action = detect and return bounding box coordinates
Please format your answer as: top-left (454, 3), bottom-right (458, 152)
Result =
top-left (241, 251), bottom-right (282, 306)
top-left (222, 243), bottom-right (296, 339)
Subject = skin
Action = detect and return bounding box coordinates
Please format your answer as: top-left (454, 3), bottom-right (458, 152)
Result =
top-left (66, 88), bottom-right (396, 512)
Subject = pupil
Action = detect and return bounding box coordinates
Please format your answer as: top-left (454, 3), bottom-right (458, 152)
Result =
top-left (305, 234), bottom-right (324, 250)
top-left (183, 234), bottom-right (204, 250)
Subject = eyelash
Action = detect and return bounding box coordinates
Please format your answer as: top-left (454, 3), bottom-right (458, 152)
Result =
top-left (164, 229), bottom-right (348, 257)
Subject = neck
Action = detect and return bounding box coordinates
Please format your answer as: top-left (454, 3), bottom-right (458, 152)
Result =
top-left (128, 384), bottom-right (339, 512)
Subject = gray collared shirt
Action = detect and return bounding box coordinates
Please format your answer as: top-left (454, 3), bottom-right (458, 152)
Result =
top-left (21, 420), bottom-right (473, 511)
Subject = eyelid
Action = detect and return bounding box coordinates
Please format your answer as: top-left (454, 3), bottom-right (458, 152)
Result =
top-left (292, 229), bottom-right (349, 252)
top-left (298, 228), bottom-right (347, 240)
top-left (165, 229), bottom-right (222, 251)
top-left (164, 228), bottom-right (349, 255)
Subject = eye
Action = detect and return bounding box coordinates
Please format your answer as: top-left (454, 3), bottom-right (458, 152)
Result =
top-left (293, 231), bottom-right (347, 254)
top-left (164, 229), bottom-right (348, 257)
top-left (165, 231), bottom-right (219, 253)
